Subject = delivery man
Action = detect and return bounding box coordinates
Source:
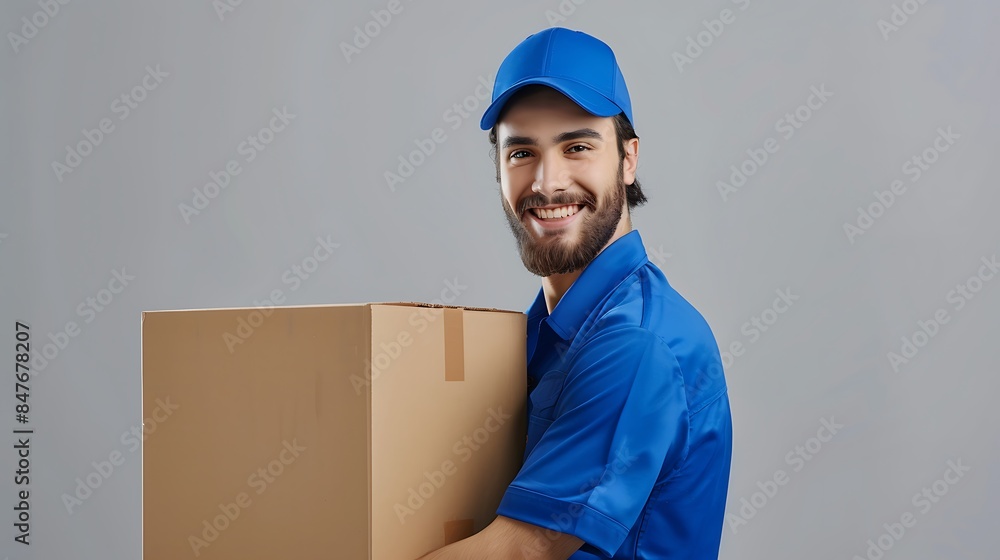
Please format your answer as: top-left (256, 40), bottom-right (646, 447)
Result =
top-left (418, 27), bottom-right (732, 559)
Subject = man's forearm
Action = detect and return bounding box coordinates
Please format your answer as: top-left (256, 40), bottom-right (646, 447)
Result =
top-left (415, 515), bottom-right (583, 560)
top-left (416, 537), bottom-right (491, 560)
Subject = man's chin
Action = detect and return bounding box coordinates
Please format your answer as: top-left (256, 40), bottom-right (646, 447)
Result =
top-left (522, 223), bottom-right (578, 244)
top-left (517, 239), bottom-right (587, 277)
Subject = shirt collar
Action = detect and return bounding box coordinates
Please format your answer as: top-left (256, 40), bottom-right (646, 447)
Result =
top-left (526, 229), bottom-right (650, 340)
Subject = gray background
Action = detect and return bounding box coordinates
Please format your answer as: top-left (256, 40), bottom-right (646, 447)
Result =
top-left (2, 0), bottom-right (998, 558)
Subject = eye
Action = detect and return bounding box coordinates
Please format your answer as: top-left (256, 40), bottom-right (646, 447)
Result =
top-left (566, 144), bottom-right (591, 153)
top-left (509, 149), bottom-right (532, 160)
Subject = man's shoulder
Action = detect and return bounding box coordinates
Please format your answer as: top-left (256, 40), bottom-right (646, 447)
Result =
top-left (583, 261), bottom-right (717, 344)
top-left (576, 262), bottom-right (728, 404)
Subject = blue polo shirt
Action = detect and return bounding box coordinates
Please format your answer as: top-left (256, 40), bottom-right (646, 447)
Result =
top-left (496, 229), bottom-right (732, 559)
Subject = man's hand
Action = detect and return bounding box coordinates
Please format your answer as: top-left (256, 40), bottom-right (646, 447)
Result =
top-left (416, 515), bottom-right (583, 560)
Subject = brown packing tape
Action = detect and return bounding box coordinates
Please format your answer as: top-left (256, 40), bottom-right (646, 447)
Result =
top-left (443, 308), bottom-right (464, 381)
top-left (443, 519), bottom-right (475, 545)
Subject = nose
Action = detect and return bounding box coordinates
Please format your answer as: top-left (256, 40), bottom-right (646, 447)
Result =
top-left (532, 150), bottom-right (571, 196)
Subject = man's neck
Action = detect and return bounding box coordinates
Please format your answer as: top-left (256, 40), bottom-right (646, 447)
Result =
top-left (541, 270), bottom-right (583, 315)
top-left (540, 219), bottom-right (634, 315)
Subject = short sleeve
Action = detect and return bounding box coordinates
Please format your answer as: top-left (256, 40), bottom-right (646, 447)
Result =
top-left (497, 327), bottom-right (690, 556)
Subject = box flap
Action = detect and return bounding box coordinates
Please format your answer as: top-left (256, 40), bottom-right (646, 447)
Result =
top-left (374, 301), bottom-right (523, 315)
top-left (141, 302), bottom-right (523, 315)
top-left (141, 303), bottom-right (372, 314)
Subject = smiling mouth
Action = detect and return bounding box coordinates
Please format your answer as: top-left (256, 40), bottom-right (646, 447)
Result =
top-left (527, 204), bottom-right (584, 220)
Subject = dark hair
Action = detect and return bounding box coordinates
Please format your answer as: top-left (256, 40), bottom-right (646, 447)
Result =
top-left (611, 113), bottom-right (647, 210)
top-left (488, 105), bottom-right (647, 210)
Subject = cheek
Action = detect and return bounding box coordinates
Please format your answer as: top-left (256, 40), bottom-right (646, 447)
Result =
top-left (499, 164), bottom-right (516, 195)
top-left (499, 183), bottom-right (519, 213)
top-left (501, 171), bottom-right (534, 204)
top-left (576, 158), bottom-right (617, 193)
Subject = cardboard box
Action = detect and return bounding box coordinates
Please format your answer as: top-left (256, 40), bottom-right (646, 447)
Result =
top-left (141, 303), bottom-right (527, 559)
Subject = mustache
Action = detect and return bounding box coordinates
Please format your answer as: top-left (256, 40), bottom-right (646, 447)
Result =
top-left (517, 191), bottom-right (598, 216)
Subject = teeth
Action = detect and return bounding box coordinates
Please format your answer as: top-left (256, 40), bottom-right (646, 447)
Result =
top-left (532, 205), bottom-right (580, 220)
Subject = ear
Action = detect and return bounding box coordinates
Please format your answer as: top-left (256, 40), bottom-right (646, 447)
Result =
top-left (622, 137), bottom-right (639, 185)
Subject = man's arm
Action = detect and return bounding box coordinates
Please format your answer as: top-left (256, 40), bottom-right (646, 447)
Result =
top-left (416, 515), bottom-right (583, 560)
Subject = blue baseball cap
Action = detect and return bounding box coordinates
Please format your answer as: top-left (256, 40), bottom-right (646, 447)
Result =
top-left (479, 27), bottom-right (633, 130)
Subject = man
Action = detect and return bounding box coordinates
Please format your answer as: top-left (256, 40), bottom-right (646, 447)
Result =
top-left (419, 27), bottom-right (732, 559)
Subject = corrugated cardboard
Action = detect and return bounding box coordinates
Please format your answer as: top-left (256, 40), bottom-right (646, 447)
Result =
top-left (142, 303), bottom-right (526, 560)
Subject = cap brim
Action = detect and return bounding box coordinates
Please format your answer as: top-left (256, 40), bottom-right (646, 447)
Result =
top-left (479, 76), bottom-right (622, 130)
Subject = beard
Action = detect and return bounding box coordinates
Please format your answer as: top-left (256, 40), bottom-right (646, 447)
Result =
top-left (501, 163), bottom-right (627, 277)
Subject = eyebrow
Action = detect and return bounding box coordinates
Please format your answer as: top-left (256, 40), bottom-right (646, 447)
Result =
top-left (501, 128), bottom-right (604, 149)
